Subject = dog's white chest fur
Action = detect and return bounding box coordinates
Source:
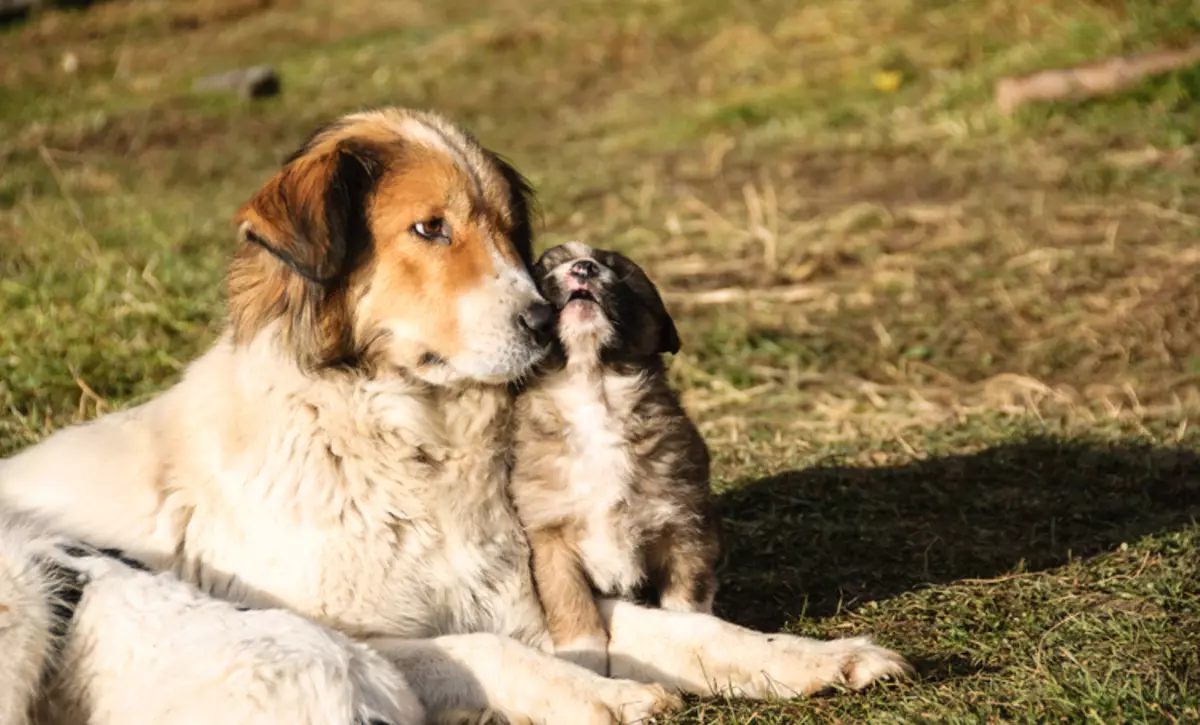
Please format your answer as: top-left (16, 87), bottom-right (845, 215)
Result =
top-left (179, 369), bottom-right (544, 643)
top-left (0, 334), bottom-right (549, 647)
top-left (545, 371), bottom-right (647, 596)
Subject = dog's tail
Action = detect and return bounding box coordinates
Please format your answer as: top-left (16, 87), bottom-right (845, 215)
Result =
top-left (0, 515), bottom-right (68, 725)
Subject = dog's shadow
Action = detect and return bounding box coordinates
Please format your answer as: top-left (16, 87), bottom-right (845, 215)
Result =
top-left (713, 436), bottom-right (1200, 632)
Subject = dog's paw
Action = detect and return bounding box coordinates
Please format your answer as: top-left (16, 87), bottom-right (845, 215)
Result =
top-left (827, 636), bottom-right (913, 690)
top-left (433, 708), bottom-right (530, 725)
top-left (596, 680), bottom-right (682, 723)
top-left (744, 634), bottom-right (912, 698)
top-left (521, 677), bottom-right (679, 724)
top-left (486, 682), bottom-right (676, 725)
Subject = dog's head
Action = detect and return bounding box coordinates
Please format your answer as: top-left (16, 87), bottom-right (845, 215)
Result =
top-left (533, 241), bottom-right (679, 366)
top-left (228, 108), bottom-right (553, 385)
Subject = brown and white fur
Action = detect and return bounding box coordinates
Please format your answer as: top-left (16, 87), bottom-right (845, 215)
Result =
top-left (0, 107), bottom-right (910, 725)
top-left (513, 242), bottom-right (720, 674)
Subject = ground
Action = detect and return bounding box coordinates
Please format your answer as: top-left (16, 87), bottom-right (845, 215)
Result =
top-left (1, 0), bottom-right (1198, 722)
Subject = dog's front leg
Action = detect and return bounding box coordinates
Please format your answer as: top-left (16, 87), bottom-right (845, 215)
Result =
top-left (599, 598), bottom-right (912, 699)
top-left (368, 633), bottom-right (681, 725)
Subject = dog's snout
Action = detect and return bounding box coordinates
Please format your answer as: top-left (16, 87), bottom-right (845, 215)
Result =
top-left (519, 301), bottom-right (556, 337)
top-left (569, 259), bottom-right (599, 281)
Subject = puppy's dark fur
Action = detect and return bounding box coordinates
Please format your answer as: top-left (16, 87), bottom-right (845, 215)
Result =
top-left (511, 241), bottom-right (720, 674)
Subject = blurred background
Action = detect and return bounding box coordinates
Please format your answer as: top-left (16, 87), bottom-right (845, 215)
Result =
top-left (1, 1), bottom-right (1198, 721)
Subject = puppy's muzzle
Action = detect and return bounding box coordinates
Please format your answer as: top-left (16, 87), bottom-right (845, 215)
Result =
top-left (569, 259), bottom-right (600, 281)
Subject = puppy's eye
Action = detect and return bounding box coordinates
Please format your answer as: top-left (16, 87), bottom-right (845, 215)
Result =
top-left (412, 218), bottom-right (450, 245)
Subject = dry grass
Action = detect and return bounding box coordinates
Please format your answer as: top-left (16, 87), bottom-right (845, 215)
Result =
top-left (1, 0), bottom-right (1198, 721)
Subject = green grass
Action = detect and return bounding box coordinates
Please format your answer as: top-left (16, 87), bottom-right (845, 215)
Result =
top-left (2, 0), bottom-right (1199, 721)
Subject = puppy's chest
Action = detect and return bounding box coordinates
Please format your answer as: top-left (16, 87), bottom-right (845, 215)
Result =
top-left (550, 379), bottom-right (638, 512)
top-left (541, 375), bottom-right (675, 595)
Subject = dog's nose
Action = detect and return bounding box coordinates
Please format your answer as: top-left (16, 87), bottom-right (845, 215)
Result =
top-left (519, 301), bottom-right (556, 337)
top-left (569, 259), bottom-right (599, 280)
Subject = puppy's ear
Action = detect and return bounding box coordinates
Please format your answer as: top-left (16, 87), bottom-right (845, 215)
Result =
top-left (607, 251), bottom-right (682, 357)
top-left (486, 151), bottom-right (538, 270)
top-left (235, 141), bottom-right (381, 283)
top-left (657, 313), bottom-right (681, 355)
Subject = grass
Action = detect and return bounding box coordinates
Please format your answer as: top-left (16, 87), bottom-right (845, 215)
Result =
top-left (1, 0), bottom-right (1198, 721)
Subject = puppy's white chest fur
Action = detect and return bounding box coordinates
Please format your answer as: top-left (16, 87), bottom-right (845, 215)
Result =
top-left (545, 371), bottom-right (648, 596)
top-left (553, 376), bottom-right (634, 503)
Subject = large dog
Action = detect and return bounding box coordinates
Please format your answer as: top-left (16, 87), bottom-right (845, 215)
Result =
top-left (0, 108), bottom-right (909, 724)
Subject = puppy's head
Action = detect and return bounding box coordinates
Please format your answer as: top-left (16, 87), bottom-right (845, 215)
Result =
top-left (229, 108), bottom-right (553, 385)
top-left (533, 241), bottom-right (679, 366)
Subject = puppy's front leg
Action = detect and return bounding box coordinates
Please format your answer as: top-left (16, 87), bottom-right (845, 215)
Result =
top-left (527, 527), bottom-right (609, 675)
top-left (647, 526), bottom-right (719, 615)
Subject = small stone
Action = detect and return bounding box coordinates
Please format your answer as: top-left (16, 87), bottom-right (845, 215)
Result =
top-left (0, 0), bottom-right (38, 26)
top-left (193, 65), bottom-right (281, 100)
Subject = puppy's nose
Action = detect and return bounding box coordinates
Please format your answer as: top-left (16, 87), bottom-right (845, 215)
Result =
top-left (569, 259), bottom-right (599, 280)
top-left (519, 301), bottom-right (556, 337)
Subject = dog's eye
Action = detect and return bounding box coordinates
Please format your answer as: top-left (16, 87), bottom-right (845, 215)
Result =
top-left (412, 218), bottom-right (450, 245)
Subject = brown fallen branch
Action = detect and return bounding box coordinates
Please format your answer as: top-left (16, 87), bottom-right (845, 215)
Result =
top-left (995, 42), bottom-right (1200, 115)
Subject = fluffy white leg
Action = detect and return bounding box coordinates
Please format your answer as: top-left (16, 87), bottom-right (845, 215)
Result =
top-left (37, 545), bottom-right (424, 725)
top-left (600, 598), bottom-right (912, 698)
top-left (0, 518), bottom-right (56, 725)
top-left (370, 632), bottom-right (682, 725)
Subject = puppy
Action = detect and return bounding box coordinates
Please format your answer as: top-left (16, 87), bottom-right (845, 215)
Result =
top-left (512, 241), bottom-right (720, 675)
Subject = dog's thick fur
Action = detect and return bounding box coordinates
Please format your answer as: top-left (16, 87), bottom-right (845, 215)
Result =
top-left (513, 242), bottom-right (721, 674)
top-left (0, 107), bottom-right (910, 725)
top-left (32, 541), bottom-right (423, 725)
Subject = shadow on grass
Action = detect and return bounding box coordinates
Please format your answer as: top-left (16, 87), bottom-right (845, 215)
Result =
top-left (714, 436), bottom-right (1200, 631)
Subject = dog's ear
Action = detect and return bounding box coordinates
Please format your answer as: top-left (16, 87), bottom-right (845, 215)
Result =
top-left (235, 141), bottom-right (381, 284)
top-left (227, 136), bottom-right (383, 368)
top-left (486, 151), bottom-right (537, 270)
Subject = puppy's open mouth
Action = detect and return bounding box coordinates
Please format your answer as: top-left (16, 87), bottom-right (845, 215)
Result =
top-left (559, 284), bottom-right (605, 327)
top-left (565, 289), bottom-right (597, 306)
